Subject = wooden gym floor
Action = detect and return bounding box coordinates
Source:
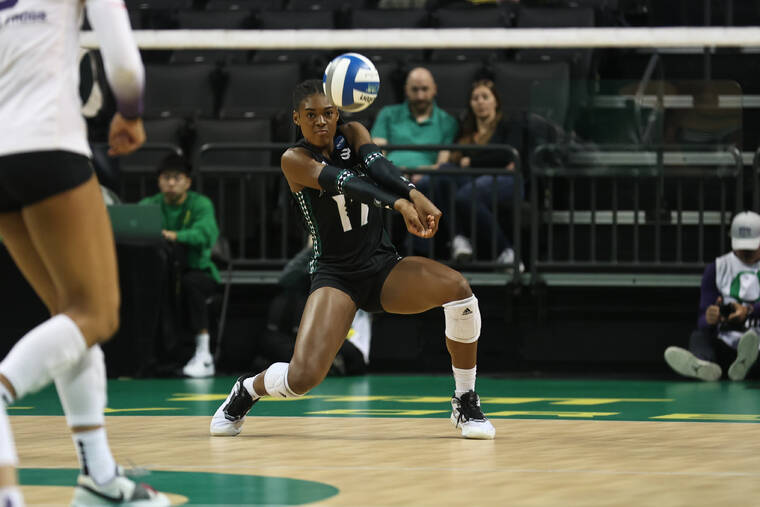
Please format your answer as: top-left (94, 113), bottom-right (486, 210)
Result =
top-left (10, 375), bottom-right (760, 506)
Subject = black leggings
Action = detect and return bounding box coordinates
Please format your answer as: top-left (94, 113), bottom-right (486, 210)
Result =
top-left (181, 270), bottom-right (218, 333)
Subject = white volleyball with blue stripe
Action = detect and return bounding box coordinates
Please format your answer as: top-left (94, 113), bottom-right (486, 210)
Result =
top-left (323, 53), bottom-right (380, 113)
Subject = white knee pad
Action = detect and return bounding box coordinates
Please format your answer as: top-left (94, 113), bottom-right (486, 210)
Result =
top-left (443, 295), bottom-right (481, 344)
top-left (55, 345), bottom-right (107, 427)
top-left (0, 314), bottom-right (87, 399)
top-left (264, 362), bottom-right (302, 398)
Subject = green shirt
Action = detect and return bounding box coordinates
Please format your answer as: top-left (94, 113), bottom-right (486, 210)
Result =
top-left (370, 101), bottom-right (459, 168)
top-left (139, 191), bottom-right (221, 283)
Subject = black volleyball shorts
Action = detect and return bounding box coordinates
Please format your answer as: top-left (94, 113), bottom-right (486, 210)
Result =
top-left (0, 150), bottom-right (93, 213)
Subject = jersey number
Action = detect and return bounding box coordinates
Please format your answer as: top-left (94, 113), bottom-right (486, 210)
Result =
top-left (0, 0), bottom-right (19, 10)
top-left (332, 195), bottom-right (368, 232)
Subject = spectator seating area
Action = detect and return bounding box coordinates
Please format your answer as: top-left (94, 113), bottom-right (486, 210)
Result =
top-left (104, 0), bottom-right (759, 282)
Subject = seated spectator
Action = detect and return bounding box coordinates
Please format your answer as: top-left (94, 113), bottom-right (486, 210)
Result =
top-left (371, 66), bottom-right (458, 175)
top-left (449, 79), bottom-right (525, 269)
top-left (139, 154), bottom-right (221, 378)
top-left (664, 211), bottom-right (760, 381)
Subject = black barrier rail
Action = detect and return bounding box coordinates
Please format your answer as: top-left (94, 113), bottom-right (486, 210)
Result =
top-left (529, 143), bottom-right (743, 281)
top-left (185, 142), bottom-right (524, 281)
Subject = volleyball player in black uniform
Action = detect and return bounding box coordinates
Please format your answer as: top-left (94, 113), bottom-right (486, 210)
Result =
top-left (211, 79), bottom-right (494, 439)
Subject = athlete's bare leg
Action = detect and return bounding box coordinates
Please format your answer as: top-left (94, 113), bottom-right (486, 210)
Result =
top-left (0, 212), bottom-right (58, 315)
top-left (253, 287), bottom-right (356, 395)
top-left (0, 175), bottom-right (121, 489)
top-left (380, 256), bottom-right (475, 368)
top-left (0, 175), bottom-right (119, 392)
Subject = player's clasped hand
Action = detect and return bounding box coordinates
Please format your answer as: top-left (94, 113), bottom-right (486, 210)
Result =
top-left (409, 189), bottom-right (442, 237)
top-left (108, 113), bottom-right (146, 156)
top-left (395, 199), bottom-right (433, 238)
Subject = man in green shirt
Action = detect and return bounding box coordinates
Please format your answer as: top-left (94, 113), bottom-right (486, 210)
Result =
top-left (370, 66), bottom-right (459, 175)
top-left (139, 154), bottom-right (220, 378)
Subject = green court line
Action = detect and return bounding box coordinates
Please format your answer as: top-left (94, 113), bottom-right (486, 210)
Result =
top-left (19, 468), bottom-right (338, 505)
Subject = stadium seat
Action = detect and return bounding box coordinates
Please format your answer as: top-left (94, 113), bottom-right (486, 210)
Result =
top-left (193, 119), bottom-right (279, 264)
top-left (170, 49), bottom-right (251, 65)
top-left (492, 61), bottom-right (571, 129)
top-left (219, 63), bottom-right (301, 119)
top-left (348, 9), bottom-right (427, 62)
top-left (143, 64), bottom-right (218, 118)
top-left (176, 10), bottom-right (253, 28)
top-left (124, 0), bottom-right (192, 10)
top-left (193, 118), bottom-right (273, 170)
top-left (252, 10), bottom-right (335, 64)
top-left (286, 0), bottom-right (350, 10)
top-left (432, 5), bottom-right (512, 28)
top-left (204, 0), bottom-right (284, 10)
top-left (515, 6), bottom-right (596, 122)
top-left (256, 9), bottom-right (334, 28)
top-left (350, 7), bottom-right (427, 27)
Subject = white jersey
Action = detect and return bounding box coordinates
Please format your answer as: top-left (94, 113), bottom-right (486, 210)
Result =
top-left (0, 0), bottom-right (143, 158)
top-left (715, 251), bottom-right (760, 348)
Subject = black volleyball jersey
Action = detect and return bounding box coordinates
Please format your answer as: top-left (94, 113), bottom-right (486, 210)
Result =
top-left (290, 132), bottom-right (398, 276)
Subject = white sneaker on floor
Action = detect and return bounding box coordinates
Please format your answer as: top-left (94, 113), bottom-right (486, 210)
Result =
top-left (496, 248), bottom-right (525, 272)
top-left (210, 375), bottom-right (258, 436)
top-left (728, 331), bottom-right (760, 381)
top-left (182, 352), bottom-right (215, 378)
top-left (451, 390), bottom-right (495, 440)
top-left (664, 346), bottom-right (722, 381)
top-left (71, 467), bottom-right (169, 506)
top-left (452, 235), bottom-right (473, 263)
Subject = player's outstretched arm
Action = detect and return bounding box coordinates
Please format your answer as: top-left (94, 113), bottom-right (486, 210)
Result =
top-left (341, 123), bottom-right (442, 236)
top-left (86, 0), bottom-right (144, 119)
top-left (87, 0), bottom-right (146, 155)
top-left (281, 148), bottom-right (430, 238)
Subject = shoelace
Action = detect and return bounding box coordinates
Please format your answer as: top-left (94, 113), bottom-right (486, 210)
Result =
top-left (224, 381), bottom-right (255, 421)
top-left (456, 392), bottom-right (486, 425)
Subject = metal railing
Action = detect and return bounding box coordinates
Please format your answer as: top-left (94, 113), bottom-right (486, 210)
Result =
top-left (128, 141), bottom-right (524, 278)
top-left (529, 143), bottom-right (744, 280)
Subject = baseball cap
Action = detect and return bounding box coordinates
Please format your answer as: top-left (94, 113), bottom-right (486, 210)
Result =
top-left (731, 211), bottom-right (760, 250)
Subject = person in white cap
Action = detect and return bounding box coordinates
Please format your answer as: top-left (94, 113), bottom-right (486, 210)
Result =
top-left (664, 211), bottom-right (760, 381)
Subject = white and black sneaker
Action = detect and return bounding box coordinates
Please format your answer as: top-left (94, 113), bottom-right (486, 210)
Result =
top-left (210, 375), bottom-right (259, 436)
top-left (728, 331), bottom-right (760, 381)
top-left (71, 466), bottom-right (169, 506)
top-left (451, 390), bottom-right (495, 440)
top-left (664, 346), bottom-right (722, 381)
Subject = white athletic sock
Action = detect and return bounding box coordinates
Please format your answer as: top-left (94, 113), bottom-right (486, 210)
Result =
top-left (242, 375), bottom-right (262, 399)
top-left (0, 486), bottom-right (24, 507)
top-left (195, 333), bottom-right (211, 356)
top-left (55, 346), bottom-right (106, 428)
top-left (73, 428), bottom-right (117, 485)
top-left (0, 403), bottom-right (18, 467)
top-left (0, 314), bottom-right (87, 400)
top-left (452, 365), bottom-right (477, 398)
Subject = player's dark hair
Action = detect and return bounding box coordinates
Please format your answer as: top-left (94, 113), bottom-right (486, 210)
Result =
top-left (292, 79), bottom-right (325, 110)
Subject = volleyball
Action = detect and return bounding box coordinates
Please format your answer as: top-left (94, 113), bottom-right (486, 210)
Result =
top-left (323, 53), bottom-right (380, 113)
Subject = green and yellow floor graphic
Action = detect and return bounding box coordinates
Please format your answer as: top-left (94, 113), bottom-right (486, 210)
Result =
top-left (11, 375), bottom-right (760, 423)
top-left (10, 375), bottom-right (760, 506)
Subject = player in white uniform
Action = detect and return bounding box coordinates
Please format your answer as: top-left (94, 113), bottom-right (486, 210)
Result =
top-left (0, 0), bottom-right (168, 505)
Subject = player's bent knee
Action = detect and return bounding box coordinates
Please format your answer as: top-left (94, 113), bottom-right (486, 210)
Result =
top-left (443, 295), bottom-right (481, 343)
top-left (445, 272), bottom-right (472, 302)
top-left (264, 362), bottom-right (304, 398)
